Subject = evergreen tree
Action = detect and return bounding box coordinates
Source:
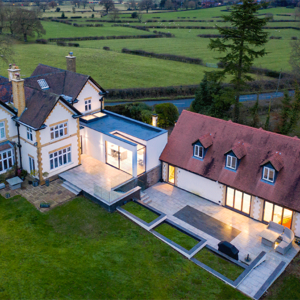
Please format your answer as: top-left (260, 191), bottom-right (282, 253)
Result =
top-left (250, 96), bottom-right (260, 128)
top-left (208, 0), bottom-right (268, 122)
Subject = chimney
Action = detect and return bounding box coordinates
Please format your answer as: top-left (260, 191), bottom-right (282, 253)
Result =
top-left (7, 64), bottom-right (21, 82)
top-left (12, 73), bottom-right (26, 117)
top-left (66, 52), bottom-right (76, 72)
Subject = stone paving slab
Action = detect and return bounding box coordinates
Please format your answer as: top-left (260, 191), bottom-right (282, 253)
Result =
top-left (145, 182), bottom-right (300, 299)
top-left (0, 178), bottom-right (75, 212)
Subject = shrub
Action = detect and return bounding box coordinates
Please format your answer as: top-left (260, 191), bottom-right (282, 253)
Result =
top-left (269, 36), bottom-right (282, 39)
top-left (131, 12), bottom-right (138, 18)
top-left (91, 14), bottom-right (94, 18)
top-left (103, 46), bottom-right (110, 50)
top-left (61, 11), bottom-right (65, 18)
top-left (155, 103), bottom-right (179, 128)
top-left (68, 42), bottom-right (80, 47)
top-left (36, 39), bottom-right (48, 44)
top-left (57, 41), bottom-right (67, 46)
top-left (292, 36), bottom-right (298, 40)
top-left (56, 7), bottom-right (61, 12)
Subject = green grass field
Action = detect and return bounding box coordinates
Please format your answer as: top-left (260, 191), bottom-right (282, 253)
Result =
top-left (2, 6), bottom-right (298, 89)
top-left (155, 222), bottom-right (199, 250)
top-left (0, 195), bottom-right (248, 299)
top-left (122, 201), bottom-right (159, 223)
top-left (194, 248), bottom-right (244, 281)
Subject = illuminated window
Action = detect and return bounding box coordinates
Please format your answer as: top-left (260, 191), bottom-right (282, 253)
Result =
top-left (50, 122), bottom-right (68, 140)
top-left (226, 155), bottom-right (237, 170)
top-left (194, 145), bottom-right (204, 159)
top-left (226, 187), bottom-right (251, 215)
top-left (263, 166), bottom-right (275, 183)
top-left (263, 201), bottom-right (293, 229)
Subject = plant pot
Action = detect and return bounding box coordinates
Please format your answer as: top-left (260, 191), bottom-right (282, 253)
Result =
top-left (32, 180), bottom-right (39, 187)
top-left (45, 179), bottom-right (50, 187)
top-left (28, 180), bottom-right (33, 185)
top-left (40, 203), bottom-right (50, 208)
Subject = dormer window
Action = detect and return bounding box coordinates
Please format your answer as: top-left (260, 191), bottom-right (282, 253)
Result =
top-left (263, 166), bottom-right (275, 183)
top-left (194, 145), bottom-right (203, 159)
top-left (226, 155), bottom-right (237, 170)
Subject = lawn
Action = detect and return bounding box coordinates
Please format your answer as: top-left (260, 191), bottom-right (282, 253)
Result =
top-left (0, 195), bottom-right (248, 299)
top-left (122, 201), bottom-right (159, 223)
top-left (194, 247), bottom-right (244, 281)
top-left (265, 252), bottom-right (300, 300)
top-left (1, 6), bottom-right (297, 89)
top-left (0, 43), bottom-right (209, 89)
top-left (155, 222), bottom-right (199, 250)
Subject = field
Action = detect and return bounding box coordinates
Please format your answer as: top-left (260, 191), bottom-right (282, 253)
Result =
top-left (0, 6), bottom-right (298, 90)
top-left (0, 195), bottom-right (248, 299)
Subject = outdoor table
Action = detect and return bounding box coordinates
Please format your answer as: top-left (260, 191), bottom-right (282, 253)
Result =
top-left (259, 230), bottom-right (281, 247)
top-left (6, 177), bottom-right (23, 190)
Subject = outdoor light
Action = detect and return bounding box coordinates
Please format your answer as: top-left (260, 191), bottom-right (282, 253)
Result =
top-left (152, 114), bottom-right (158, 127)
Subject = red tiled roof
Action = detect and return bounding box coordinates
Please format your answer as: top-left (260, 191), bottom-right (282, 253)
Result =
top-left (226, 142), bottom-right (247, 159)
top-left (198, 133), bottom-right (213, 148)
top-left (160, 110), bottom-right (300, 212)
top-left (261, 152), bottom-right (284, 172)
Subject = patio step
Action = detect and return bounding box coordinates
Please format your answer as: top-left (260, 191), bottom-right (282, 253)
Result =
top-left (145, 199), bottom-right (152, 205)
top-left (142, 195), bottom-right (149, 202)
top-left (61, 181), bottom-right (82, 195)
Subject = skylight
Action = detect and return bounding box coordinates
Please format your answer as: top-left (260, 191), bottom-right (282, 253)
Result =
top-left (37, 79), bottom-right (49, 90)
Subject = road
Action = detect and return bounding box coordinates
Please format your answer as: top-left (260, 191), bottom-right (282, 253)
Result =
top-left (106, 90), bottom-right (294, 113)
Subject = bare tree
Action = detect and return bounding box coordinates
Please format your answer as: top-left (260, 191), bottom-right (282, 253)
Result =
top-left (137, 10), bottom-right (143, 22)
top-left (139, 0), bottom-right (153, 13)
top-left (49, 1), bottom-right (57, 8)
top-left (0, 36), bottom-right (14, 64)
top-left (13, 8), bottom-right (46, 42)
top-left (109, 8), bottom-right (120, 21)
top-left (100, 0), bottom-right (115, 13)
top-left (89, 4), bottom-right (95, 11)
top-left (4, 6), bottom-right (17, 36)
top-left (0, 0), bottom-right (6, 34)
top-left (40, 3), bottom-right (48, 12)
top-left (125, 0), bottom-right (137, 9)
top-left (82, 0), bottom-right (88, 8)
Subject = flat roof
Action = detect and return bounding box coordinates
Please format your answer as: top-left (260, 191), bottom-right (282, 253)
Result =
top-left (80, 110), bottom-right (167, 141)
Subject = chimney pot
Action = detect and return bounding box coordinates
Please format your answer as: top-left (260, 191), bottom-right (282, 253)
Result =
top-left (66, 52), bottom-right (76, 73)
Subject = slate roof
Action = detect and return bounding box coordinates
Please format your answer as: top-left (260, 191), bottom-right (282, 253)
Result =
top-left (27, 64), bottom-right (105, 102)
top-left (18, 87), bottom-right (81, 129)
top-left (160, 110), bottom-right (300, 212)
top-left (0, 77), bottom-right (12, 103)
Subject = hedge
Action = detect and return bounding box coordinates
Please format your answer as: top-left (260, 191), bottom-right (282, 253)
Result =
top-left (269, 36), bottom-right (282, 39)
top-left (106, 78), bottom-right (295, 100)
top-left (122, 48), bottom-right (203, 65)
top-left (47, 34), bottom-right (172, 42)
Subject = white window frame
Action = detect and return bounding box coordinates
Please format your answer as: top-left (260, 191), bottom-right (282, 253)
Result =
top-left (49, 146), bottom-right (72, 170)
top-left (0, 149), bottom-right (14, 173)
top-left (50, 122), bottom-right (68, 140)
top-left (263, 166), bottom-right (275, 183)
top-left (29, 156), bottom-right (35, 173)
top-left (27, 127), bottom-right (33, 141)
top-left (194, 145), bottom-right (204, 159)
top-left (85, 99), bottom-right (92, 112)
top-left (226, 155), bottom-right (237, 170)
top-left (0, 122), bottom-right (6, 140)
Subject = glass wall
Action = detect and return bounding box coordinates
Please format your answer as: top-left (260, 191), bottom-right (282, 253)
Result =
top-left (137, 147), bottom-right (146, 175)
top-left (106, 141), bottom-right (133, 175)
top-left (226, 187), bottom-right (251, 215)
top-left (119, 146), bottom-right (132, 175)
top-left (263, 201), bottom-right (293, 229)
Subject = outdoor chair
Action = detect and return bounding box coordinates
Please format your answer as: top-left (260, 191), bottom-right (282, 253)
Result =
top-left (267, 221), bottom-right (284, 234)
top-left (276, 227), bottom-right (294, 255)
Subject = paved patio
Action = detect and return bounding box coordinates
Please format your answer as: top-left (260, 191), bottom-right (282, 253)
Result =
top-left (0, 178), bottom-right (75, 212)
top-left (144, 182), bottom-right (300, 298)
top-left (60, 154), bottom-right (133, 202)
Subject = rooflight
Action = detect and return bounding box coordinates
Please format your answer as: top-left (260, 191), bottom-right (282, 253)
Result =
top-left (37, 79), bottom-right (49, 90)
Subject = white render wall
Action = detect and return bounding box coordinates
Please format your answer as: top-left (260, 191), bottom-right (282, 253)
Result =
top-left (0, 106), bottom-right (18, 141)
top-left (81, 126), bottom-right (138, 176)
top-left (145, 132), bottom-right (168, 172)
top-left (176, 168), bottom-right (224, 205)
top-left (75, 80), bottom-right (101, 114)
top-left (293, 212), bottom-right (300, 237)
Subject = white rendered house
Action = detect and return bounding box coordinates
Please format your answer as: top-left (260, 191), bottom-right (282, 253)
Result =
top-left (0, 54), bottom-right (167, 196)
